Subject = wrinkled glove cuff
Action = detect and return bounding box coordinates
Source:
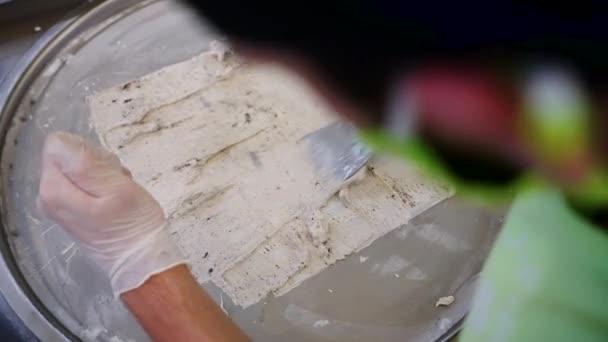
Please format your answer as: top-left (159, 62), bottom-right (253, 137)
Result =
top-left (109, 227), bottom-right (186, 296)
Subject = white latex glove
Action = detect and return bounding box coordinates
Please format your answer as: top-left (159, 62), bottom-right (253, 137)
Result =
top-left (37, 132), bottom-right (185, 296)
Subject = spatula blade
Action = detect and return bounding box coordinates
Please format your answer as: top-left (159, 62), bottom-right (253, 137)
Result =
top-left (302, 121), bottom-right (372, 181)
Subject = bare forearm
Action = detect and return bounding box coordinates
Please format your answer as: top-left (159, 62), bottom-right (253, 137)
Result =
top-left (122, 265), bottom-right (249, 342)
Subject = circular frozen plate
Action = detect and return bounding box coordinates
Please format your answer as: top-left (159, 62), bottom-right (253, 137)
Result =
top-left (0, 1), bottom-right (504, 341)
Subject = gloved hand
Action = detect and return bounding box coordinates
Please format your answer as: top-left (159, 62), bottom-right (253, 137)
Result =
top-left (37, 132), bottom-right (185, 296)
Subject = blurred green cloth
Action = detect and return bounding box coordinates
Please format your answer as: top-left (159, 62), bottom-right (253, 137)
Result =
top-left (460, 189), bottom-right (608, 341)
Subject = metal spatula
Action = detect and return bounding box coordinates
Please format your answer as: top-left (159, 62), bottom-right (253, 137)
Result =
top-left (302, 121), bottom-right (372, 181)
